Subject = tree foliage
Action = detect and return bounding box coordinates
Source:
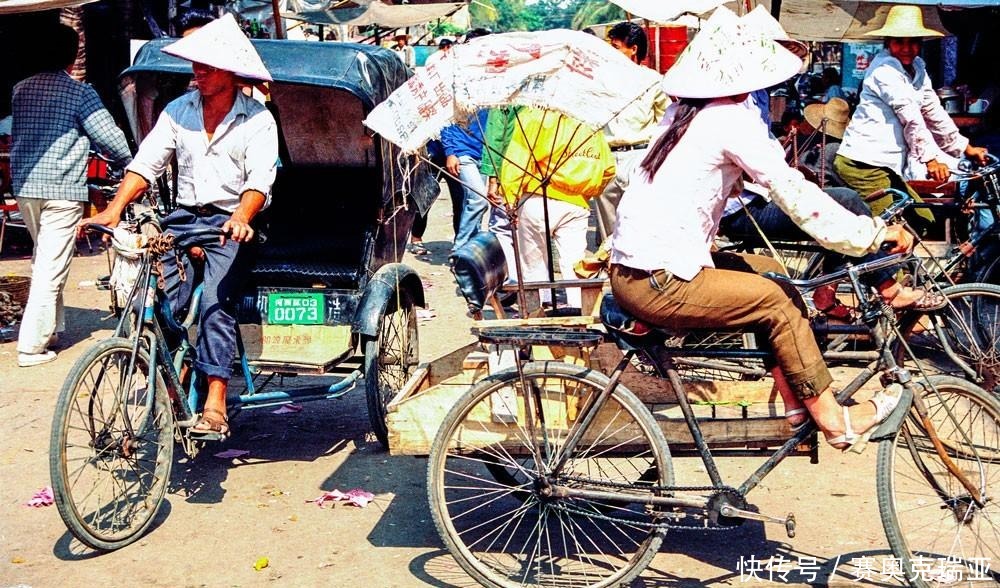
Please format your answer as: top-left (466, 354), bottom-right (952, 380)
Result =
top-left (471, 0), bottom-right (627, 33)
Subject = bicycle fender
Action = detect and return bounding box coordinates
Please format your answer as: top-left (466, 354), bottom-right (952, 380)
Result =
top-left (352, 263), bottom-right (425, 338)
top-left (870, 386), bottom-right (914, 442)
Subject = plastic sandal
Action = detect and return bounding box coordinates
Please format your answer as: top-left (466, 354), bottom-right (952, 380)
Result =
top-left (816, 299), bottom-right (856, 322)
top-left (785, 407), bottom-right (810, 431)
top-left (825, 385), bottom-right (903, 453)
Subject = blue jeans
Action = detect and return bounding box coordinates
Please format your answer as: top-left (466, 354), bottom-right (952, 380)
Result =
top-left (452, 155), bottom-right (489, 253)
top-left (158, 208), bottom-right (254, 380)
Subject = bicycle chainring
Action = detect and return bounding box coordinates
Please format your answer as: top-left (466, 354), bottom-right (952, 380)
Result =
top-left (706, 488), bottom-right (748, 527)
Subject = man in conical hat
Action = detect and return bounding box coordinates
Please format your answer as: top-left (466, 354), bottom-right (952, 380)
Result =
top-left (611, 12), bottom-right (926, 452)
top-left (834, 4), bottom-right (988, 231)
top-left (86, 13), bottom-right (278, 440)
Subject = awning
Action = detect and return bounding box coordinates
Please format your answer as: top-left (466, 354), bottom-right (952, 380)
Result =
top-left (608, 0), bottom-right (728, 23)
top-left (284, 0), bottom-right (464, 27)
top-left (0, 0), bottom-right (98, 14)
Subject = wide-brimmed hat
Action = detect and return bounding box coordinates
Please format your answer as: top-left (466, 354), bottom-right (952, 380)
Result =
top-left (741, 5), bottom-right (808, 59)
top-left (163, 13), bottom-right (272, 81)
top-left (803, 97), bottom-right (850, 139)
top-left (662, 6), bottom-right (803, 99)
top-left (865, 5), bottom-right (944, 39)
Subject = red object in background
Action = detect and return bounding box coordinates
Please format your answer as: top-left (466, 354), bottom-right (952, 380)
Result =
top-left (86, 155), bottom-right (108, 181)
top-left (645, 25), bottom-right (688, 74)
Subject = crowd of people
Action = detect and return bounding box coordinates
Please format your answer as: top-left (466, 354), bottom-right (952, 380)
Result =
top-left (4, 5), bottom-right (990, 449)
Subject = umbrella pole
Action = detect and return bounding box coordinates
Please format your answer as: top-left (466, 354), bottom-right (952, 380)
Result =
top-left (540, 185), bottom-right (556, 307)
top-left (272, 0), bottom-right (285, 39)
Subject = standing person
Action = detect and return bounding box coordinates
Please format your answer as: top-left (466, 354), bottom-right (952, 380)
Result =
top-left (593, 22), bottom-right (668, 243)
top-left (12, 23), bottom-right (133, 367)
top-left (499, 108), bottom-right (614, 310)
top-left (610, 11), bottom-right (917, 450)
top-left (441, 110), bottom-right (489, 253)
top-left (391, 33), bottom-right (415, 69)
top-left (834, 4), bottom-right (988, 233)
top-left (424, 38), bottom-right (453, 67)
top-left (85, 14), bottom-right (278, 440)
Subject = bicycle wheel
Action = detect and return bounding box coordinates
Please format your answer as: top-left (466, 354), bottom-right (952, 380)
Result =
top-left (49, 337), bottom-right (174, 551)
top-left (427, 361), bottom-right (673, 588)
top-left (364, 288), bottom-right (419, 449)
top-left (877, 376), bottom-right (1000, 587)
top-left (897, 283), bottom-right (1000, 395)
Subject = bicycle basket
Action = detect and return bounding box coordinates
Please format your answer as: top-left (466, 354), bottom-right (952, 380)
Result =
top-left (109, 227), bottom-right (149, 308)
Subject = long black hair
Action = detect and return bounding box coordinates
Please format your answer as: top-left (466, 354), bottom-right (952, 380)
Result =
top-left (638, 98), bottom-right (709, 180)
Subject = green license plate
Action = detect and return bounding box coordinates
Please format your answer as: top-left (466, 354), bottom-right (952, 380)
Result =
top-left (267, 292), bottom-right (325, 325)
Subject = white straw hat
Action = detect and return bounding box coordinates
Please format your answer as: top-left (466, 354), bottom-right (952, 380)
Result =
top-left (741, 5), bottom-right (808, 59)
top-left (865, 5), bottom-right (944, 39)
top-left (163, 13), bottom-right (273, 81)
top-left (662, 6), bottom-right (803, 99)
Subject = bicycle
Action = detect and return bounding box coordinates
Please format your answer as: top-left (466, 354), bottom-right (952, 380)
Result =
top-left (427, 253), bottom-right (1000, 588)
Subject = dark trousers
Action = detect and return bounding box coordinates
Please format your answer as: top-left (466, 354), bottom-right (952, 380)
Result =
top-left (159, 208), bottom-right (254, 380)
top-left (718, 187), bottom-right (896, 286)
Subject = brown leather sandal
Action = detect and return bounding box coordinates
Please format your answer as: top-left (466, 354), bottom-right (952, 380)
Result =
top-left (190, 408), bottom-right (230, 441)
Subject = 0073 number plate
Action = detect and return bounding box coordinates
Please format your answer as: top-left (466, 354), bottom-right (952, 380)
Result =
top-left (267, 292), bottom-right (325, 325)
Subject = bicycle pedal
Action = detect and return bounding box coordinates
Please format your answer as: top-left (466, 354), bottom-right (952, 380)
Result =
top-left (719, 504), bottom-right (796, 538)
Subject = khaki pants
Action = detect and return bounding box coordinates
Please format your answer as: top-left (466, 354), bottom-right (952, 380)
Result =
top-left (518, 196), bottom-right (589, 308)
top-left (833, 154), bottom-right (934, 231)
top-left (610, 253), bottom-right (832, 399)
top-left (16, 198), bottom-right (85, 354)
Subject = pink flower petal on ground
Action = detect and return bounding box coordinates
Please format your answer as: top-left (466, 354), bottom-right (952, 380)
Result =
top-left (24, 486), bottom-right (54, 508)
top-left (271, 403), bottom-right (303, 415)
top-left (213, 448), bottom-right (251, 459)
top-left (307, 488), bottom-right (375, 508)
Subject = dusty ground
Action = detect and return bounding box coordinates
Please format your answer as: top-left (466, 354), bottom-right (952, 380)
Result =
top-left (0, 190), bottom-right (911, 587)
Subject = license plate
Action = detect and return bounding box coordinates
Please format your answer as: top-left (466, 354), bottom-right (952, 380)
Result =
top-left (267, 292), bottom-right (325, 325)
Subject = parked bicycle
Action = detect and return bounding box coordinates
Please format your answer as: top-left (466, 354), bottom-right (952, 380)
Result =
top-left (427, 251), bottom-right (1000, 588)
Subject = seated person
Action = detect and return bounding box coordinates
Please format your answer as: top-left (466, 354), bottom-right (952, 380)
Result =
top-left (85, 15), bottom-right (278, 440)
top-left (834, 5), bottom-right (988, 235)
top-left (610, 10), bottom-right (913, 450)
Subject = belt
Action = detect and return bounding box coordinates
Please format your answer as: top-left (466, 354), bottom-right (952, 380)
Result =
top-left (610, 142), bottom-right (649, 152)
top-left (180, 204), bottom-right (229, 217)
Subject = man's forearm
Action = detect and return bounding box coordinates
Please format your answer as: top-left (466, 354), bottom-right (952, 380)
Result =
top-left (102, 171), bottom-right (150, 217)
top-left (233, 190), bottom-right (266, 223)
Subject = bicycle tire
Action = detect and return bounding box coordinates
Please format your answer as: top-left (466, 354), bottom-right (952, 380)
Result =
top-left (876, 375), bottom-right (1000, 587)
top-left (974, 252), bottom-right (1000, 289)
top-left (49, 337), bottom-right (174, 551)
top-left (427, 361), bottom-right (673, 588)
top-left (896, 283), bottom-right (1000, 395)
top-left (364, 289), bottom-right (419, 450)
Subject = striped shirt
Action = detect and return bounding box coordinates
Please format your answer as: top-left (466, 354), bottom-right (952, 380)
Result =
top-left (11, 71), bottom-right (132, 201)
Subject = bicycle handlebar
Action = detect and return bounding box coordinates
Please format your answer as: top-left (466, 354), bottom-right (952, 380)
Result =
top-left (952, 153), bottom-right (1000, 182)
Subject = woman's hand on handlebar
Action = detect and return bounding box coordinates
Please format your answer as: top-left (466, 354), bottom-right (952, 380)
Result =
top-left (882, 224), bottom-right (915, 255)
top-left (964, 144), bottom-right (990, 166)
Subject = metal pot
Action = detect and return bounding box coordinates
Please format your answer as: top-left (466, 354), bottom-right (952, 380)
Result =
top-left (937, 87), bottom-right (964, 114)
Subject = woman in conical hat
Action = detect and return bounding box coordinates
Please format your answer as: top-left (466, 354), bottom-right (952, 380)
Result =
top-left (835, 4), bottom-right (988, 231)
top-left (86, 13), bottom-right (278, 441)
top-left (610, 12), bottom-right (920, 451)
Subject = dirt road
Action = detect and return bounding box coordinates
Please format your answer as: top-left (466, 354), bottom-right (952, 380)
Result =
top-left (1, 192), bottom-right (916, 587)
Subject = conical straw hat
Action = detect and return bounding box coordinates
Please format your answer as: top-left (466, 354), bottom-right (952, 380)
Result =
top-left (865, 5), bottom-right (944, 39)
top-left (741, 5), bottom-right (808, 59)
top-left (803, 97), bottom-right (850, 139)
top-left (662, 6), bottom-right (803, 99)
top-left (163, 13), bottom-right (273, 81)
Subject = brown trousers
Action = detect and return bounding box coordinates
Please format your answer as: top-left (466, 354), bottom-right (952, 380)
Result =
top-left (610, 253), bottom-right (832, 399)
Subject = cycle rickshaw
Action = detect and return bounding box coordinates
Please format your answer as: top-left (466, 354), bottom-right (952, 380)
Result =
top-left (49, 38), bottom-right (438, 550)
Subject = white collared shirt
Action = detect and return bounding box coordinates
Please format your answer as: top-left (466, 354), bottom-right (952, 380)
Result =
top-left (127, 90), bottom-right (278, 213)
top-left (838, 50), bottom-right (968, 176)
top-left (602, 66), bottom-right (669, 148)
top-left (611, 100), bottom-right (886, 280)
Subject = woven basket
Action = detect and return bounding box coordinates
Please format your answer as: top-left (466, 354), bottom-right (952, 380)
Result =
top-left (0, 275), bottom-right (31, 307)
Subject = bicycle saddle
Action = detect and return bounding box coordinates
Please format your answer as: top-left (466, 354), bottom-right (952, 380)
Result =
top-left (599, 294), bottom-right (666, 351)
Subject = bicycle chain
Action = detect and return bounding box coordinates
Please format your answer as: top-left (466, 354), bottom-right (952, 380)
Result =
top-left (556, 474), bottom-right (744, 532)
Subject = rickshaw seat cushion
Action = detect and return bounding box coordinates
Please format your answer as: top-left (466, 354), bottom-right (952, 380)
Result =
top-left (250, 261), bottom-right (362, 288)
top-left (449, 232), bottom-right (508, 311)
